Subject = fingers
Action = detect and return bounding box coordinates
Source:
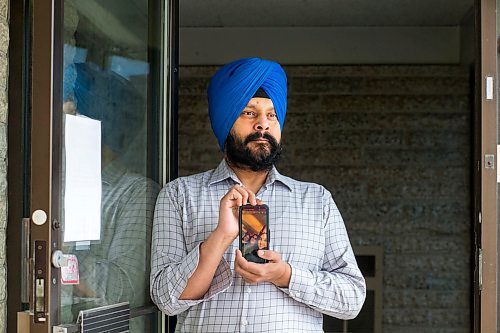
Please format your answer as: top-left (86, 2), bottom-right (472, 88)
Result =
top-left (235, 250), bottom-right (263, 284)
top-left (232, 185), bottom-right (251, 205)
top-left (235, 250), bottom-right (267, 275)
top-left (257, 249), bottom-right (281, 263)
top-left (234, 250), bottom-right (260, 274)
top-left (221, 186), bottom-right (245, 209)
top-left (237, 267), bottom-right (261, 284)
top-left (234, 185), bottom-right (257, 205)
top-left (235, 248), bottom-right (245, 263)
top-left (224, 184), bottom-right (258, 207)
top-left (235, 249), bottom-right (288, 285)
top-left (227, 187), bottom-right (244, 208)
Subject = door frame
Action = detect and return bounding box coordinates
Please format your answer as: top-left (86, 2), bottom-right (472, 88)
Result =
top-left (28, 0), bottom-right (65, 330)
top-left (9, 0), bottom-right (499, 332)
top-left (7, 0), bottom-right (179, 331)
top-left (477, 0), bottom-right (498, 332)
top-left (7, 0), bottom-right (31, 331)
top-left (8, 0), bottom-right (59, 330)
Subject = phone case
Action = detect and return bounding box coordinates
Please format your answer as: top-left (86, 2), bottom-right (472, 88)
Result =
top-left (239, 204), bottom-right (270, 264)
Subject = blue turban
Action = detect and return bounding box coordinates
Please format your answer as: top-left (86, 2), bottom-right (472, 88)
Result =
top-left (208, 58), bottom-right (288, 151)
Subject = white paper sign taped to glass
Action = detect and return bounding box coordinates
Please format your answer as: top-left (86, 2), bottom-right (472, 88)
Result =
top-left (64, 114), bottom-right (102, 242)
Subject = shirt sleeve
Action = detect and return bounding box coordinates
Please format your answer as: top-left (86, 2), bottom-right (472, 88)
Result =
top-left (280, 188), bottom-right (366, 320)
top-left (102, 178), bottom-right (161, 307)
top-left (150, 181), bottom-right (233, 316)
top-left (73, 175), bottom-right (160, 310)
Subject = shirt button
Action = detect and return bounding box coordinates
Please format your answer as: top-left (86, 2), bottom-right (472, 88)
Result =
top-left (246, 286), bottom-right (252, 293)
top-left (294, 292), bottom-right (300, 297)
top-left (242, 319), bottom-right (248, 326)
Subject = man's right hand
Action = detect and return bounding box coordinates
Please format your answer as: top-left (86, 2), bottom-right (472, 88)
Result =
top-left (180, 184), bottom-right (260, 300)
top-left (214, 184), bottom-right (258, 241)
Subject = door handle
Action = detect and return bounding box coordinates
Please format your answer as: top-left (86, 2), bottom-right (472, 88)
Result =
top-left (51, 250), bottom-right (69, 268)
top-left (51, 250), bottom-right (80, 285)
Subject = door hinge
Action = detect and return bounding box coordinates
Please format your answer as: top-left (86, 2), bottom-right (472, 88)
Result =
top-left (21, 218), bottom-right (30, 304)
top-left (478, 248), bottom-right (483, 292)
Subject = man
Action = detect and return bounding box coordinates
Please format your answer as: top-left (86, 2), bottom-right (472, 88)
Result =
top-left (150, 58), bottom-right (366, 332)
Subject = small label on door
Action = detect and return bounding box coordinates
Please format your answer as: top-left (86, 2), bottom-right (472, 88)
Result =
top-left (61, 255), bottom-right (80, 285)
top-left (487, 76), bottom-right (494, 100)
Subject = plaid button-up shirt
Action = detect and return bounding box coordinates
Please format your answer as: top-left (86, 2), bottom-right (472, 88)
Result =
top-left (151, 160), bottom-right (366, 332)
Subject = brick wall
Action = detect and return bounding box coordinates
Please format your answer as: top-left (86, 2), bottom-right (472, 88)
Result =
top-left (178, 65), bottom-right (471, 332)
top-left (0, 0), bottom-right (7, 331)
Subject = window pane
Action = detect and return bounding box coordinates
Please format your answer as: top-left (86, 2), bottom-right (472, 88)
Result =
top-left (60, 1), bottom-right (163, 332)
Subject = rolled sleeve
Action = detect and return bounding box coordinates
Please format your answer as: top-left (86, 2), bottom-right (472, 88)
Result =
top-left (283, 262), bottom-right (365, 320)
top-left (279, 187), bottom-right (366, 320)
top-left (150, 183), bottom-right (232, 316)
top-left (151, 243), bottom-right (232, 315)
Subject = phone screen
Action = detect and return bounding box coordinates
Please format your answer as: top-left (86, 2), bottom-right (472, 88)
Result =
top-left (239, 204), bottom-right (269, 264)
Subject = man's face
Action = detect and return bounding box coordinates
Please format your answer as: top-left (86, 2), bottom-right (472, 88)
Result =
top-left (225, 97), bottom-right (282, 171)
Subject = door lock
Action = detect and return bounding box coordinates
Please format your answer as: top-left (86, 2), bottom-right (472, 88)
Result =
top-left (34, 240), bottom-right (47, 323)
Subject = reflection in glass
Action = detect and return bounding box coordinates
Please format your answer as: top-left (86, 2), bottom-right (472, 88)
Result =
top-left (60, 1), bottom-right (161, 332)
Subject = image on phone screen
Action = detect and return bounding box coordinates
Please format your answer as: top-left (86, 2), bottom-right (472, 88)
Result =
top-left (239, 204), bottom-right (269, 264)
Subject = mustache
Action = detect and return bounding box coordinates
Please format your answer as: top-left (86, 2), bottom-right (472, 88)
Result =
top-left (225, 131), bottom-right (282, 172)
top-left (244, 132), bottom-right (277, 145)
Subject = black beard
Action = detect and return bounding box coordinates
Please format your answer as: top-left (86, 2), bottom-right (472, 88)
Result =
top-left (225, 131), bottom-right (282, 172)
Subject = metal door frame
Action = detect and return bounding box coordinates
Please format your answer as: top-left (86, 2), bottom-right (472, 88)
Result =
top-left (13, 0), bottom-right (500, 332)
top-left (7, 0), bottom-right (31, 331)
top-left (8, 0), bottom-right (61, 330)
top-left (29, 0), bottom-right (60, 330)
top-left (476, 0), bottom-right (498, 332)
top-left (7, 0), bottom-right (179, 331)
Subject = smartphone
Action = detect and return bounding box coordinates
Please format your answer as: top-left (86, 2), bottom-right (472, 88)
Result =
top-left (239, 204), bottom-right (270, 264)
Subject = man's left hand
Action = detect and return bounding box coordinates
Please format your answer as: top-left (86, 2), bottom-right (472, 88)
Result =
top-left (235, 249), bottom-right (291, 288)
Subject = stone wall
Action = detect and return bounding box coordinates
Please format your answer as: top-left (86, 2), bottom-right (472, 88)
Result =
top-left (0, 0), bottom-right (7, 332)
top-left (178, 65), bottom-right (471, 332)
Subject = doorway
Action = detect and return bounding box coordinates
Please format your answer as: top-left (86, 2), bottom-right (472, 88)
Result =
top-left (8, 0), bottom-right (499, 332)
top-left (178, 1), bottom-right (476, 332)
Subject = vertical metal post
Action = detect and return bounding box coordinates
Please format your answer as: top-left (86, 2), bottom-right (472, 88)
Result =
top-left (479, 0), bottom-right (498, 332)
top-left (8, 0), bottom-right (32, 330)
top-left (162, 0), bottom-right (179, 186)
top-left (30, 0), bottom-right (55, 331)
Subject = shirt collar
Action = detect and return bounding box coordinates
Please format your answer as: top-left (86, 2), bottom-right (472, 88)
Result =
top-left (208, 159), bottom-right (293, 192)
top-left (102, 159), bottom-right (128, 186)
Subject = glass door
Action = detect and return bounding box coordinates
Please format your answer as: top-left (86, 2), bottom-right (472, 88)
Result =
top-left (27, 0), bottom-right (177, 332)
top-left (59, 0), bottom-right (162, 330)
